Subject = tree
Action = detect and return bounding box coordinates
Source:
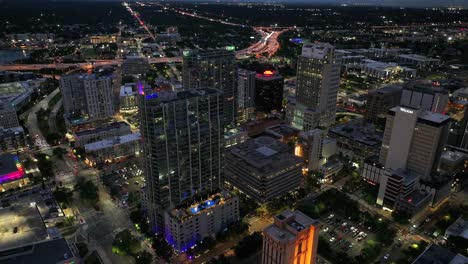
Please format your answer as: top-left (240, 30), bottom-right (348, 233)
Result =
top-left (304, 172), bottom-right (321, 192)
top-left (75, 177), bottom-right (99, 205)
top-left (53, 187), bottom-right (73, 207)
top-left (53, 147), bottom-right (67, 159)
top-left (446, 235), bottom-right (468, 255)
top-left (234, 232), bottom-right (263, 259)
top-left (130, 210), bottom-right (149, 235)
top-left (152, 234), bottom-right (172, 260)
top-left (134, 250), bottom-right (153, 264)
top-left (112, 229), bottom-right (141, 256)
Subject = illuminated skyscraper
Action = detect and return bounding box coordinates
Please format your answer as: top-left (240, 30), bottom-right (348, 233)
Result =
top-left (138, 88), bottom-right (225, 231)
top-left (182, 48), bottom-right (237, 126)
top-left (60, 74), bottom-right (114, 121)
top-left (237, 69), bottom-right (256, 123)
top-left (262, 210), bottom-right (320, 264)
top-left (286, 43), bottom-right (341, 130)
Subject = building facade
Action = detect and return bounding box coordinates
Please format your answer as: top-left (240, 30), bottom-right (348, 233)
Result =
top-left (255, 71), bottom-right (284, 114)
top-left (287, 43), bottom-right (341, 129)
top-left (182, 49), bottom-right (237, 126)
top-left (380, 107), bottom-right (450, 181)
top-left (139, 88), bottom-right (225, 231)
top-left (60, 74), bottom-right (114, 121)
top-left (262, 210), bottom-right (320, 264)
top-left (165, 192), bottom-right (238, 251)
top-left (0, 101), bottom-right (19, 129)
top-left (400, 80), bottom-right (449, 114)
top-left (225, 136), bottom-right (303, 202)
top-left (365, 85), bottom-right (403, 124)
top-left (237, 69), bottom-right (256, 123)
top-left (296, 129), bottom-right (324, 171)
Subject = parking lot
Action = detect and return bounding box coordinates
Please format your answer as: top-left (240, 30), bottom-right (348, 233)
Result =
top-left (319, 212), bottom-right (378, 257)
top-left (101, 162), bottom-right (144, 206)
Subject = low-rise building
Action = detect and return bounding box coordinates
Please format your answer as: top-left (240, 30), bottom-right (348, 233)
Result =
top-left (361, 59), bottom-right (416, 80)
top-left (0, 238), bottom-right (78, 264)
top-left (0, 126), bottom-right (26, 152)
top-left (73, 121), bottom-right (132, 147)
top-left (122, 56), bottom-right (150, 75)
top-left (398, 54), bottom-right (441, 68)
top-left (225, 136), bottom-right (303, 202)
top-left (84, 132), bottom-right (141, 165)
top-left (119, 85), bottom-right (137, 111)
top-left (412, 244), bottom-right (468, 264)
top-left (377, 168), bottom-right (419, 208)
top-left (165, 192), bottom-right (239, 251)
top-left (319, 159), bottom-right (343, 184)
top-left (225, 127), bottom-right (249, 148)
top-left (444, 217), bottom-right (468, 239)
top-left (329, 120), bottom-right (382, 162)
top-left (0, 154), bottom-right (27, 192)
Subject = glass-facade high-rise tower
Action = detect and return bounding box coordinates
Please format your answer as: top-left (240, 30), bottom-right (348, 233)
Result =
top-left (182, 48), bottom-right (237, 127)
top-left (138, 88), bottom-right (225, 231)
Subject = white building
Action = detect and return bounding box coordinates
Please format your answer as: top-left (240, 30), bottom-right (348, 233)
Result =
top-left (60, 74), bottom-right (114, 121)
top-left (380, 106), bottom-right (450, 181)
top-left (84, 132), bottom-right (140, 164)
top-left (164, 192), bottom-right (239, 251)
top-left (286, 43), bottom-right (342, 130)
top-left (119, 85), bottom-right (137, 111)
top-left (398, 54), bottom-right (441, 68)
top-left (361, 59), bottom-right (416, 80)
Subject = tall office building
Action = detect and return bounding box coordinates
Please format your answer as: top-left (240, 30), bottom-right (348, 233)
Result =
top-left (255, 70), bottom-right (284, 114)
top-left (379, 106), bottom-right (450, 181)
top-left (83, 76), bottom-right (114, 120)
top-left (182, 48), bottom-right (237, 126)
top-left (60, 75), bottom-right (87, 116)
top-left (0, 101), bottom-right (19, 129)
top-left (262, 210), bottom-right (320, 264)
top-left (400, 80), bottom-right (449, 114)
top-left (138, 88), bottom-right (225, 231)
top-left (237, 69), bottom-right (256, 123)
top-left (286, 43), bottom-right (342, 130)
top-left (365, 85), bottom-right (402, 124)
top-left (60, 74), bottom-right (114, 120)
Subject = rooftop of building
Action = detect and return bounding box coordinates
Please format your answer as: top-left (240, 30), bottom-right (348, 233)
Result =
top-left (84, 132), bottom-right (141, 152)
top-left (389, 168), bottom-right (419, 185)
top-left (0, 154), bottom-right (24, 184)
top-left (369, 84), bottom-right (403, 95)
top-left (399, 189), bottom-right (431, 207)
top-left (404, 79), bottom-right (448, 94)
top-left (445, 217), bottom-right (468, 240)
top-left (398, 54), bottom-right (441, 62)
top-left (255, 70), bottom-right (284, 81)
top-left (0, 126), bottom-right (24, 136)
top-left (265, 210), bottom-right (319, 242)
top-left (169, 192), bottom-right (235, 221)
top-left (119, 85), bottom-right (136, 97)
top-left (142, 88), bottom-right (221, 103)
top-left (412, 244), bottom-right (466, 264)
top-left (321, 159), bottom-right (343, 169)
top-left (240, 118), bottom-right (283, 137)
top-left (389, 106), bottom-right (451, 125)
top-left (0, 238), bottom-right (75, 264)
top-left (329, 120), bottom-right (382, 147)
top-left (226, 136), bottom-right (303, 174)
top-left (75, 121), bottom-right (130, 137)
top-left (264, 124), bottom-right (300, 140)
top-left (441, 150), bottom-right (467, 164)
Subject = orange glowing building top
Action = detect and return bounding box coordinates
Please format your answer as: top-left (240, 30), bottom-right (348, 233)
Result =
top-left (262, 210), bottom-right (320, 264)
